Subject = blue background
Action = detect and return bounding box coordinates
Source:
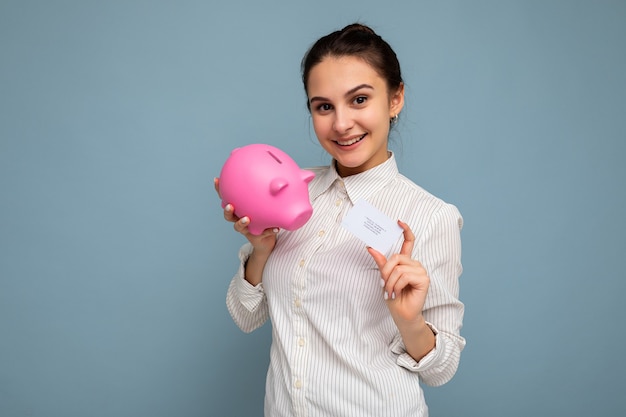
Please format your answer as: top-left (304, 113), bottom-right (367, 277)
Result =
top-left (1, 1), bottom-right (625, 416)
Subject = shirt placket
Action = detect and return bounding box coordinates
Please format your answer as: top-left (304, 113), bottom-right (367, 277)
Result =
top-left (291, 245), bottom-right (308, 417)
top-left (290, 180), bottom-right (348, 417)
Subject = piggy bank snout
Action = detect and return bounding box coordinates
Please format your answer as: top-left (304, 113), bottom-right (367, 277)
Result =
top-left (245, 202), bottom-right (312, 235)
top-left (276, 201), bottom-right (313, 231)
top-left (290, 207), bottom-right (313, 230)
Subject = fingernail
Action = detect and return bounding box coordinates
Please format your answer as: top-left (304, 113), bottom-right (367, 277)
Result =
top-left (379, 278), bottom-right (385, 288)
top-left (272, 228), bottom-right (279, 233)
top-left (225, 204), bottom-right (233, 211)
top-left (384, 291), bottom-right (389, 300)
top-left (391, 291), bottom-right (396, 300)
top-left (240, 217), bottom-right (249, 225)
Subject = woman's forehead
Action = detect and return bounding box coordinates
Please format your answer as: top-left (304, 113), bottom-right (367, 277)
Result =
top-left (307, 56), bottom-right (386, 96)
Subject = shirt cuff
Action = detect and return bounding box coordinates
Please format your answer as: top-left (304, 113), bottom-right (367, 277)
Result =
top-left (234, 243), bottom-right (265, 312)
top-left (390, 321), bottom-right (446, 372)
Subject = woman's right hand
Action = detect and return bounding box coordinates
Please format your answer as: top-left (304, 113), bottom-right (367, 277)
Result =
top-left (214, 177), bottom-right (278, 256)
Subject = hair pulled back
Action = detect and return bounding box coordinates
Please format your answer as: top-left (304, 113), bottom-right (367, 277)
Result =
top-left (301, 23), bottom-right (403, 109)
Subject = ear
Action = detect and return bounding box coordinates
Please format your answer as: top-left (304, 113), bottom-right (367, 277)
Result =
top-left (301, 169), bottom-right (315, 183)
top-left (270, 178), bottom-right (289, 195)
top-left (389, 82), bottom-right (405, 118)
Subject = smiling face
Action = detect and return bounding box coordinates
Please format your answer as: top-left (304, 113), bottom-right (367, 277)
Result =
top-left (307, 55), bottom-right (404, 177)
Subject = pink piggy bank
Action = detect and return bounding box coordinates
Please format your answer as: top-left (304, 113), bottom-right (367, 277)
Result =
top-left (218, 144), bottom-right (315, 235)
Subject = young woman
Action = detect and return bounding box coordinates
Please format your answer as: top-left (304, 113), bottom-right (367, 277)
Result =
top-left (217, 23), bottom-right (465, 417)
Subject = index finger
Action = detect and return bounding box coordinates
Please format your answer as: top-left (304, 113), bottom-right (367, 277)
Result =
top-left (397, 220), bottom-right (415, 257)
top-left (367, 246), bottom-right (387, 270)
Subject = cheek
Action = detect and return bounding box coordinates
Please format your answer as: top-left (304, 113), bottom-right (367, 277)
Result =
top-left (311, 116), bottom-right (330, 136)
top-left (365, 105), bottom-right (391, 126)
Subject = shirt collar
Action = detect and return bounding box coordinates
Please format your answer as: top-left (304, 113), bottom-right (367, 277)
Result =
top-left (309, 152), bottom-right (399, 204)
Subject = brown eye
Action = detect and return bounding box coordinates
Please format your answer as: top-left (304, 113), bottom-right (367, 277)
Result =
top-left (318, 103), bottom-right (332, 112)
top-left (354, 96), bottom-right (367, 105)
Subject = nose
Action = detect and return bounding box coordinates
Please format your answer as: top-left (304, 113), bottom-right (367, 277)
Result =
top-left (332, 107), bottom-right (354, 133)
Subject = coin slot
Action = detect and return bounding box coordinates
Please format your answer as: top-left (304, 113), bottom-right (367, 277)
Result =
top-left (267, 151), bottom-right (282, 164)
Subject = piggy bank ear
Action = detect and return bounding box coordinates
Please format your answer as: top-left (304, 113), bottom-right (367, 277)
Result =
top-left (270, 178), bottom-right (289, 195)
top-left (301, 170), bottom-right (315, 184)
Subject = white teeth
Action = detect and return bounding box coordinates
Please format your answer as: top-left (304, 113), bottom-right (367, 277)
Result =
top-left (337, 134), bottom-right (365, 146)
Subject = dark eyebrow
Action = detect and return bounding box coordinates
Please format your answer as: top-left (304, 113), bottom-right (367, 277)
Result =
top-left (309, 83), bottom-right (374, 105)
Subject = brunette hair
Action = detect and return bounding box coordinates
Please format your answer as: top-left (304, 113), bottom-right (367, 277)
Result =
top-left (301, 23), bottom-right (403, 110)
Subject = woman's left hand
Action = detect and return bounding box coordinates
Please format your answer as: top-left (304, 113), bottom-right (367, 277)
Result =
top-left (367, 220), bottom-right (430, 325)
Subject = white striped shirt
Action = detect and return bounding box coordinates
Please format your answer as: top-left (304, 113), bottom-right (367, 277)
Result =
top-left (226, 153), bottom-right (465, 417)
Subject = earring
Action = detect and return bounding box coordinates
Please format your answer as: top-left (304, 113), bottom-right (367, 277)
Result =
top-left (390, 114), bottom-right (399, 125)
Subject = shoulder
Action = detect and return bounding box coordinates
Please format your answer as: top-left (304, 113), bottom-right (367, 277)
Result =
top-left (390, 173), bottom-right (463, 230)
top-left (390, 172), bottom-right (448, 209)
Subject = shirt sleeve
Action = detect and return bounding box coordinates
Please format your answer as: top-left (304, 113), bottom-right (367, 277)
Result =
top-left (391, 203), bottom-right (466, 386)
top-left (225, 243), bottom-right (270, 333)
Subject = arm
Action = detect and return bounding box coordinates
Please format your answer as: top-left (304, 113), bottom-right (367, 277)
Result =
top-left (368, 221), bottom-right (436, 362)
top-left (241, 237), bottom-right (273, 286)
top-left (225, 243), bottom-right (270, 333)
top-left (216, 177), bottom-right (277, 332)
top-left (412, 204), bottom-right (465, 386)
top-left (368, 204), bottom-right (465, 386)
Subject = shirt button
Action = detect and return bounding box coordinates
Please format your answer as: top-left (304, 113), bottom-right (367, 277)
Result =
top-left (318, 230), bottom-right (325, 237)
top-left (298, 259), bottom-right (305, 267)
top-left (295, 380), bottom-right (303, 389)
top-left (298, 338), bottom-right (305, 347)
top-left (294, 299), bottom-right (302, 307)
top-left (335, 199), bottom-right (342, 206)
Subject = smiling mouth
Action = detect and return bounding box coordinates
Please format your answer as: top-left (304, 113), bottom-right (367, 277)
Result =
top-left (336, 133), bottom-right (366, 147)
